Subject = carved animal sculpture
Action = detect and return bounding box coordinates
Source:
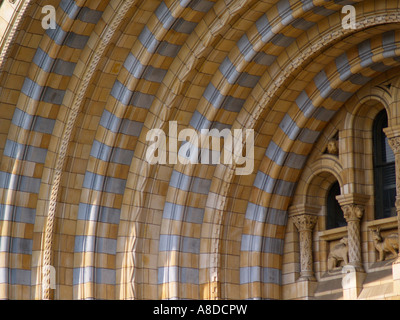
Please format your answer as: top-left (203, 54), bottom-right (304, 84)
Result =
top-left (371, 228), bottom-right (399, 262)
top-left (328, 237), bottom-right (348, 271)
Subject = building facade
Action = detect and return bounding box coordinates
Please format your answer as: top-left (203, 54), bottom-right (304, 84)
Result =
top-left (0, 0), bottom-right (400, 300)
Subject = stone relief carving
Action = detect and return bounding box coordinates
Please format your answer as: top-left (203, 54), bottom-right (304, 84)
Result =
top-left (326, 139), bottom-right (339, 156)
top-left (328, 237), bottom-right (349, 271)
top-left (371, 228), bottom-right (399, 262)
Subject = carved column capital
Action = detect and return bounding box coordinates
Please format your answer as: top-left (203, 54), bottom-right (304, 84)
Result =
top-left (292, 214), bottom-right (318, 232)
top-left (342, 204), bottom-right (364, 222)
top-left (384, 126), bottom-right (400, 153)
top-left (388, 136), bottom-right (400, 154)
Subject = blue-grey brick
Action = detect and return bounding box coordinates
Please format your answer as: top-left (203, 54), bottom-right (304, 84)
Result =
top-left (253, 52), bottom-right (277, 66)
top-left (21, 78), bottom-right (42, 101)
top-left (265, 140), bottom-right (307, 169)
top-left (241, 235), bottom-right (283, 254)
top-left (179, 267), bottom-right (199, 284)
top-left (74, 235), bottom-right (116, 254)
top-left (129, 91), bottom-right (155, 109)
top-left (358, 40), bottom-right (373, 68)
top-left (158, 266), bottom-right (199, 284)
top-left (83, 172), bottom-right (126, 194)
top-left (124, 53), bottom-right (146, 78)
top-left (110, 80), bottom-right (132, 105)
top-left (77, 203), bottom-right (120, 224)
top-left (10, 269), bottom-right (31, 285)
top-left (156, 41), bottom-right (181, 57)
top-left (73, 266), bottom-right (94, 285)
top-left (292, 18), bottom-right (315, 30)
top-left (46, 25), bottom-right (67, 46)
top-left (298, 127), bottom-right (320, 144)
top-left (314, 107), bottom-right (336, 122)
top-left (173, 18), bottom-right (197, 34)
top-left (348, 73), bottom-right (371, 86)
top-left (191, 177), bottom-right (211, 194)
top-left (188, 0), bottom-right (214, 12)
top-left (262, 267), bottom-right (281, 284)
top-left (64, 32), bottom-right (89, 49)
top-left (335, 53), bottom-right (351, 81)
top-left (0, 237), bottom-right (32, 255)
top-left (240, 266), bottom-right (261, 284)
top-left (0, 205), bottom-right (36, 224)
top-left (42, 86), bottom-right (65, 105)
top-left (330, 89), bottom-right (353, 102)
top-left (270, 33), bottom-right (295, 47)
top-left (220, 96), bottom-right (245, 113)
top-left (254, 171), bottom-right (295, 197)
top-left (4, 140), bottom-right (47, 163)
top-left (143, 65), bottom-right (167, 83)
top-left (158, 266), bottom-right (178, 283)
top-left (76, 7), bottom-right (103, 24)
top-left (0, 172), bottom-right (41, 193)
top-left (163, 202), bottom-right (204, 224)
top-left (314, 70), bottom-right (332, 99)
top-left (312, 5), bottom-right (335, 16)
top-left (237, 34), bottom-right (256, 62)
top-left (256, 15), bottom-right (274, 43)
top-left (237, 73), bottom-right (260, 88)
top-left (33, 116), bottom-right (56, 134)
top-left (383, 31), bottom-right (396, 58)
top-left (95, 268), bottom-right (116, 284)
top-left (120, 119), bottom-right (143, 137)
top-left (371, 62), bottom-right (392, 73)
top-left (60, 0), bottom-right (81, 18)
top-left (301, 0), bottom-right (314, 12)
top-left (169, 170), bottom-right (191, 191)
top-left (245, 203), bottom-right (287, 226)
top-left (219, 58), bottom-right (240, 84)
top-left (155, 2), bottom-right (176, 30)
top-left (203, 83), bottom-right (225, 108)
top-left (190, 110), bottom-right (212, 130)
top-left (277, 0), bottom-right (293, 26)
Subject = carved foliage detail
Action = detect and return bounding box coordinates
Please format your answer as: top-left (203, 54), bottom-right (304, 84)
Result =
top-left (292, 214), bottom-right (318, 232)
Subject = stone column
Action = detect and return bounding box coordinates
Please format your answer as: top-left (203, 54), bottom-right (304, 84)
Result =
top-left (292, 214), bottom-right (318, 280)
top-left (336, 194), bottom-right (368, 300)
top-left (341, 204), bottom-right (364, 270)
top-left (383, 126), bottom-right (400, 294)
top-left (289, 204), bottom-right (320, 300)
top-left (336, 194), bottom-right (369, 271)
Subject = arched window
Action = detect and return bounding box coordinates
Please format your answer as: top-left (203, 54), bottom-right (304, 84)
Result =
top-left (326, 181), bottom-right (346, 230)
top-left (373, 110), bottom-right (396, 220)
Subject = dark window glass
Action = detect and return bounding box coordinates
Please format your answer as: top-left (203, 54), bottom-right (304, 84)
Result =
top-left (373, 110), bottom-right (396, 219)
top-left (326, 181), bottom-right (347, 230)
